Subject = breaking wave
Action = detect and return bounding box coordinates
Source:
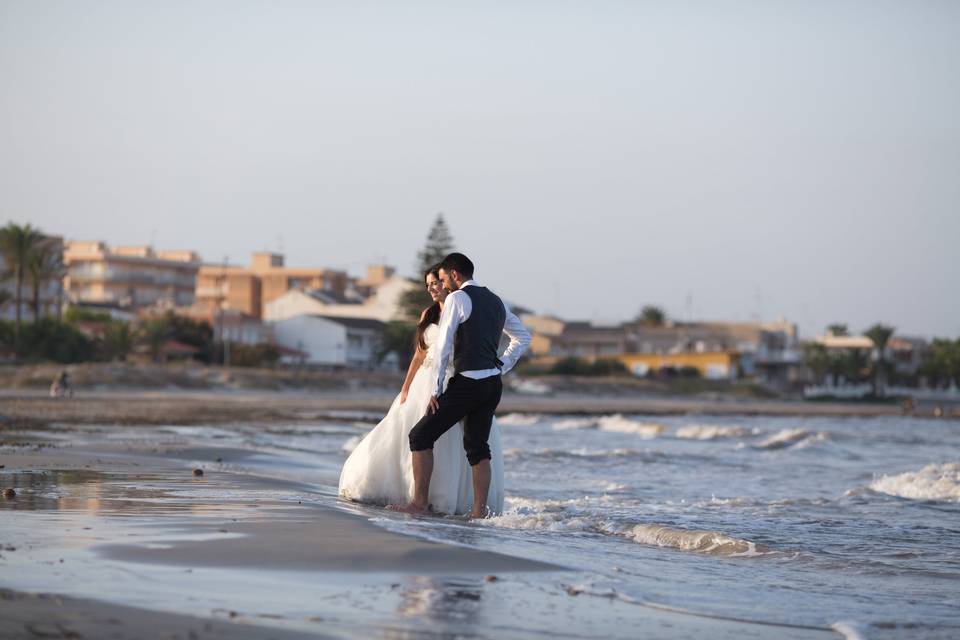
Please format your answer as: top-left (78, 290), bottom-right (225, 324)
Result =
top-left (483, 497), bottom-right (774, 557)
top-left (503, 447), bottom-right (663, 462)
top-left (619, 524), bottom-right (769, 557)
top-left (750, 428), bottom-right (827, 450)
top-left (674, 424), bottom-right (756, 440)
top-left (551, 417), bottom-right (598, 431)
top-left (340, 435), bottom-right (362, 453)
top-left (869, 463), bottom-right (960, 502)
top-left (496, 413), bottom-right (543, 426)
top-left (597, 415), bottom-right (666, 437)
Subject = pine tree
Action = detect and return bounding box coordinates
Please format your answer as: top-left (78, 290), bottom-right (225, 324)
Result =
top-left (415, 213), bottom-right (455, 275)
top-left (398, 214), bottom-right (458, 323)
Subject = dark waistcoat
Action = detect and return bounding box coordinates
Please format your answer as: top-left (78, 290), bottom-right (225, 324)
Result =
top-left (453, 285), bottom-right (506, 374)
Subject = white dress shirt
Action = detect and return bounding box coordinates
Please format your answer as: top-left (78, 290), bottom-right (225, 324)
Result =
top-left (431, 280), bottom-right (532, 397)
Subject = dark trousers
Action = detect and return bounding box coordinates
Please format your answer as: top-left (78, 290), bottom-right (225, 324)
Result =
top-left (408, 374), bottom-right (503, 466)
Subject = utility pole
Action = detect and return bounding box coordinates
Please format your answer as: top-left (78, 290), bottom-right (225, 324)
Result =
top-left (217, 255), bottom-right (230, 367)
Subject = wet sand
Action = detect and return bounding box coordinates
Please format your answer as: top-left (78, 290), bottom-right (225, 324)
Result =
top-left (0, 407), bottom-right (841, 638)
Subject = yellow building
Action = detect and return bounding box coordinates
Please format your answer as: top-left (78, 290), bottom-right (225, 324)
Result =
top-left (64, 241), bottom-right (200, 309)
top-left (615, 351), bottom-right (740, 380)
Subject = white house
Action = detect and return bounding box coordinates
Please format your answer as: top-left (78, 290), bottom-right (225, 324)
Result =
top-left (271, 314), bottom-right (387, 368)
top-left (265, 274), bottom-right (412, 323)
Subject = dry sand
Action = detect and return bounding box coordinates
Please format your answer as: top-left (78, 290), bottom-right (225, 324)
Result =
top-left (0, 387), bottom-right (918, 432)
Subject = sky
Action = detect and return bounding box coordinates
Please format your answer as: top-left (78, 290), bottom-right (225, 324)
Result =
top-left (2, 1), bottom-right (958, 338)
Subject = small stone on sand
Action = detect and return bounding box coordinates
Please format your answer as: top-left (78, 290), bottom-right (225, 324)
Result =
top-left (484, 575), bottom-right (498, 582)
top-left (3, 488), bottom-right (15, 499)
top-left (192, 468), bottom-right (204, 476)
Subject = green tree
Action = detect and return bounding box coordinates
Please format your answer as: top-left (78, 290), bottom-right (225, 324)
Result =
top-left (399, 214), bottom-right (458, 322)
top-left (864, 323), bottom-right (895, 396)
top-left (637, 305), bottom-right (666, 327)
top-left (26, 238), bottom-right (64, 323)
top-left (826, 323), bottom-right (849, 336)
top-left (20, 318), bottom-right (94, 363)
top-left (803, 343), bottom-right (830, 384)
top-left (919, 338), bottom-right (960, 387)
top-left (379, 319), bottom-right (418, 364)
top-left (415, 213), bottom-right (455, 275)
top-left (100, 321), bottom-right (134, 361)
top-left (0, 222), bottom-right (43, 354)
top-left (139, 316), bottom-right (171, 363)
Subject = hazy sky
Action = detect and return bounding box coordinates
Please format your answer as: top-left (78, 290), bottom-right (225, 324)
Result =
top-left (2, 1), bottom-right (958, 338)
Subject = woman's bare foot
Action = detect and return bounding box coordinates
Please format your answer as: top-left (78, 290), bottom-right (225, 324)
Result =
top-left (386, 502), bottom-right (430, 515)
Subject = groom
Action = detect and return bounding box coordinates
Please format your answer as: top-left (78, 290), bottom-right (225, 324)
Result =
top-left (389, 252), bottom-right (530, 518)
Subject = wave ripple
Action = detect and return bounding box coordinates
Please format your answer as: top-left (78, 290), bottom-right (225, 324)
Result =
top-left (870, 462), bottom-right (960, 502)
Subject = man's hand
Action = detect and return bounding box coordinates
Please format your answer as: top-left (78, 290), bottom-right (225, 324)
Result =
top-left (428, 395), bottom-right (439, 414)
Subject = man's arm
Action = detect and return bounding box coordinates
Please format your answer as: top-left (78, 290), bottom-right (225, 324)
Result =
top-left (499, 305), bottom-right (531, 375)
top-left (431, 290), bottom-right (470, 397)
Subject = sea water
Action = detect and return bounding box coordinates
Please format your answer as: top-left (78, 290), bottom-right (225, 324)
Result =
top-left (3, 412), bottom-right (959, 638)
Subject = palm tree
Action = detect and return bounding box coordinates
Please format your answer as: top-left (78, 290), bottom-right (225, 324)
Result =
top-left (26, 238), bottom-right (64, 323)
top-left (803, 343), bottom-right (830, 384)
top-left (139, 316), bottom-right (170, 363)
top-left (826, 323), bottom-right (849, 337)
top-left (637, 305), bottom-right (666, 327)
top-left (864, 324), bottom-right (895, 397)
top-left (0, 223), bottom-right (43, 354)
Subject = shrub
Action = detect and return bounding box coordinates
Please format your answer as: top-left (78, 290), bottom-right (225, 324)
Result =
top-left (19, 318), bottom-right (95, 363)
top-left (228, 343), bottom-right (281, 368)
top-left (550, 357), bottom-right (629, 376)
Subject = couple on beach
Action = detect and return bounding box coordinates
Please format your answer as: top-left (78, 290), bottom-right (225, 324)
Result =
top-left (339, 252), bottom-right (531, 518)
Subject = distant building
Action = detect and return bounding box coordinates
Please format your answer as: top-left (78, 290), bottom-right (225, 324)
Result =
top-left (265, 270), bottom-right (412, 323)
top-left (0, 234), bottom-right (65, 322)
top-left (520, 314), bottom-right (566, 357)
top-left (813, 331), bottom-right (928, 381)
top-left (526, 315), bottom-right (801, 384)
top-left (194, 252), bottom-right (351, 320)
top-left (271, 314), bottom-right (387, 368)
top-left (63, 241), bottom-right (200, 310)
top-left (616, 351), bottom-right (740, 380)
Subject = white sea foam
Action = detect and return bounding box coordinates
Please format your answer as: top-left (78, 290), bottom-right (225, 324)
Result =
top-left (674, 424), bottom-right (754, 440)
top-left (551, 417), bottom-right (598, 431)
top-left (831, 620), bottom-right (870, 640)
top-left (597, 415), bottom-right (666, 438)
top-left (496, 413), bottom-right (543, 426)
top-left (752, 428), bottom-right (826, 450)
top-left (503, 447), bottom-right (658, 461)
top-left (869, 462), bottom-right (960, 502)
top-left (340, 435), bottom-right (362, 453)
top-left (485, 497), bottom-right (772, 557)
top-left (618, 523), bottom-right (769, 557)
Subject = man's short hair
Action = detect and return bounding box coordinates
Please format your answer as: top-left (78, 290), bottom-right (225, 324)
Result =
top-left (440, 253), bottom-right (474, 280)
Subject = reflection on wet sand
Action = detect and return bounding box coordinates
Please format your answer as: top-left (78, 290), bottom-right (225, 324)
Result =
top-left (396, 576), bottom-right (484, 624)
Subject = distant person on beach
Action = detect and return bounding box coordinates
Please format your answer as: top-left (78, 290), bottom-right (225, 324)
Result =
top-left (50, 370), bottom-right (72, 398)
top-left (339, 253), bottom-right (530, 518)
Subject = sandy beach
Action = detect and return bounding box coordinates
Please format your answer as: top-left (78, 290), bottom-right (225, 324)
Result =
top-left (0, 391), bottom-right (849, 639)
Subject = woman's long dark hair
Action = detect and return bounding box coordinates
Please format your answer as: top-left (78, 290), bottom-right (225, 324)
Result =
top-left (415, 265), bottom-right (443, 351)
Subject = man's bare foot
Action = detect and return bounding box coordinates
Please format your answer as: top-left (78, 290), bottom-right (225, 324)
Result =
top-left (386, 502), bottom-right (430, 515)
top-left (466, 509), bottom-right (488, 520)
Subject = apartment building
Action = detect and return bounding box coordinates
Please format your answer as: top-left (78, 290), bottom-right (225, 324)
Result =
top-left (63, 242), bottom-right (201, 309)
top-left (194, 252), bottom-right (351, 320)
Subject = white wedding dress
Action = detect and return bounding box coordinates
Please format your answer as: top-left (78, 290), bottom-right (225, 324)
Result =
top-left (338, 323), bottom-right (505, 515)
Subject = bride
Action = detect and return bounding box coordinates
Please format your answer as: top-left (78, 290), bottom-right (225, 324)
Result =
top-left (338, 265), bottom-right (504, 515)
